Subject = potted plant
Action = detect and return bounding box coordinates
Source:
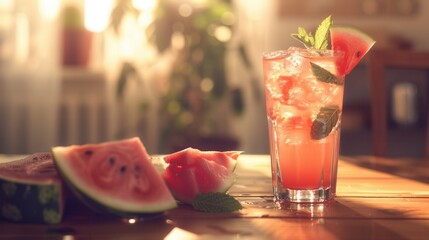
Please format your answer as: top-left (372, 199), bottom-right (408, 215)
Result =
top-left (111, 0), bottom-right (257, 152)
top-left (61, 5), bottom-right (93, 67)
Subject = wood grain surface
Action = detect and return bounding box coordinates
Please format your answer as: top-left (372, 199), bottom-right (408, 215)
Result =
top-left (1, 154), bottom-right (428, 240)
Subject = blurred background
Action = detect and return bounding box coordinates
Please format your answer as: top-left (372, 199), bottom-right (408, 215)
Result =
top-left (0, 0), bottom-right (428, 156)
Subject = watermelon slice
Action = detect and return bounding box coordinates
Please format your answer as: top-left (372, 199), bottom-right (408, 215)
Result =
top-left (330, 26), bottom-right (376, 75)
top-left (162, 148), bottom-right (241, 204)
top-left (51, 137), bottom-right (177, 217)
top-left (164, 147), bottom-right (240, 172)
top-left (0, 153), bottom-right (65, 224)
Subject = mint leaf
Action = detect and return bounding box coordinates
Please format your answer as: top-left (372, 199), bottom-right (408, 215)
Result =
top-left (311, 62), bottom-right (343, 85)
top-left (314, 15), bottom-right (332, 49)
top-left (291, 27), bottom-right (314, 49)
top-left (291, 15), bottom-right (332, 49)
top-left (192, 192), bottom-right (243, 213)
top-left (311, 106), bottom-right (340, 140)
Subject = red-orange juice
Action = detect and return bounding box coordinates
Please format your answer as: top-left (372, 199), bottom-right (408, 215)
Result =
top-left (263, 47), bottom-right (344, 203)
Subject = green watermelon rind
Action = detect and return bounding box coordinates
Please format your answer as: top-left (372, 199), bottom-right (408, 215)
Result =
top-left (0, 179), bottom-right (63, 224)
top-left (220, 151), bottom-right (240, 173)
top-left (52, 146), bottom-right (177, 216)
top-left (0, 153), bottom-right (64, 224)
top-left (57, 170), bottom-right (165, 218)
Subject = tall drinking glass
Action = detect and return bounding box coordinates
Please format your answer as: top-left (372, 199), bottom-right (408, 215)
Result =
top-left (263, 47), bottom-right (344, 204)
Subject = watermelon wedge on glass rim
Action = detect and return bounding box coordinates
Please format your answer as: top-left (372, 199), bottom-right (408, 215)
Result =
top-left (330, 26), bottom-right (376, 75)
top-left (51, 137), bottom-right (177, 217)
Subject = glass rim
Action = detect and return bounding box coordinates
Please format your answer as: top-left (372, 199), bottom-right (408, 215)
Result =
top-left (262, 47), bottom-right (344, 59)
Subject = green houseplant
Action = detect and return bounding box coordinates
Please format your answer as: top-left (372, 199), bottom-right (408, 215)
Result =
top-left (111, 0), bottom-right (256, 152)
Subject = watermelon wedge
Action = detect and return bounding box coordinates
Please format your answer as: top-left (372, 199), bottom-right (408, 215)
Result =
top-left (0, 153), bottom-right (65, 224)
top-left (330, 26), bottom-right (376, 75)
top-left (51, 137), bottom-right (177, 217)
top-left (164, 147), bottom-right (240, 172)
top-left (162, 148), bottom-right (241, 204)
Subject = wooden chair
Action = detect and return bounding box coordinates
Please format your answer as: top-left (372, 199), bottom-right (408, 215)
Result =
top-left (367, 49), bottom-right (429, 159)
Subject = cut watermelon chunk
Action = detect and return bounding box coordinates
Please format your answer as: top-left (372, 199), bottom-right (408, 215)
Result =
top-left (162, 148), bottom-right (241, 204)
top-left (0, 153), bottom-right (65, 224)
top-left (164, 147), bottom-right (240, 172)
top-left (330, 26), bottom-right (376, 75)
top-left (52, 137), bottom-right (177, 217)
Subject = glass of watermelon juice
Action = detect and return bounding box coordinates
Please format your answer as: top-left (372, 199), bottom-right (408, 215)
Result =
top-left (262, 47), bottom-right (344, 204)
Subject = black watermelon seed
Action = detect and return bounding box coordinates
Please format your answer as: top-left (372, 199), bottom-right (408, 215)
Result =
top-left (108, 157), bottom-right (116, 166)
top-left (84, 150), bottom-right (93, 156)
top-left (355, 50), bottom-right (362, 58)
top-left (120, 165), bottom-right (127, 173)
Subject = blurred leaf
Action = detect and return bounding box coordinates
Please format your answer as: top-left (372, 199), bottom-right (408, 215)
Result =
top-left (238, 42), bottom-right (261, 101)
top-left (146, 17), bottom-right (173, 53)
top-left (231, 88), bottom-right (244, 116)
top-left (238, 43), bottom-right (252, 68)
top-left (250, 75), bottom-right (261, 101)
top-left (109, 0), bottom-right (139, 35)
top-left (116, 62), bottom-right (138, 99)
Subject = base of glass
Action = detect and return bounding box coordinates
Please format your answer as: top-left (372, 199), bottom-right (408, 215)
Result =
top-left (274, 187), bottom-right (334, 204)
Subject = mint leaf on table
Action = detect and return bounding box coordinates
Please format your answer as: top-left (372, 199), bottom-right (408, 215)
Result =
top-left (311, 62), bottom-right (343, 85)
top-left (311, 106), bottom-right (340, 140)
top-left (192, 192), bottom-right (243, 213)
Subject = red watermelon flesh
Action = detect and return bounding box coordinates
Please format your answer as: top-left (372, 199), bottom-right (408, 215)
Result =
top-left (162, 148), bottom-right (241, 204)
top-left (164, 147), bottom-right (240, 172)
top-left (330, 26), bottom-right (376, 75)
top-left (52, 137), bottom-right (177, 216)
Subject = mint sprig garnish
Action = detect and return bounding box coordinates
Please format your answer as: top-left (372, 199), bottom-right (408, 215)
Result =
top-left (292, 16), bottom-right (341, 84)
top-left (291, 27), bottom-right (315, 49)
top-left (314, 15), bottom-right (332, 49)
top-left (192, 192), bottom-right (243, 213)
top-left (291, 15), bottom-right (332, 50)
top-left (311, 62), bottom-right (343, 85)
top-left (311, 105), bottom-right (340, 140)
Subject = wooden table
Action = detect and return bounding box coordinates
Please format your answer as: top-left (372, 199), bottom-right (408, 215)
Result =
top-left (1, 155), bottom-right (429, 240)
